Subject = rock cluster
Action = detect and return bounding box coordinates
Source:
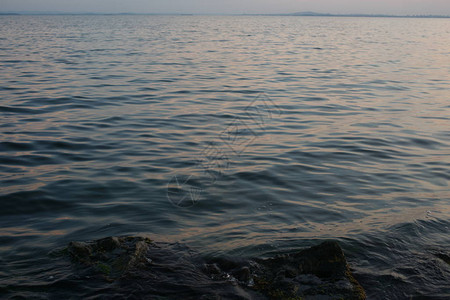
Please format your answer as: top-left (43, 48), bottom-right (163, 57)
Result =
top-left (67, 237), bottom-right (366, 299)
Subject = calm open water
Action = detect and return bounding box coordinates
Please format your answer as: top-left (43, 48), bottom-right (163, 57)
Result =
top-left (0, 15), bottom-right (449, 298)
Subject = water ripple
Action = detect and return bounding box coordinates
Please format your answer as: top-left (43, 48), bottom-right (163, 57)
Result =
top-left (0, 15), bottom-right (449, 298)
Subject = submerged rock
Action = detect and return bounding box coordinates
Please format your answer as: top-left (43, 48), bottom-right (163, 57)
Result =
top-left (67, 236), bottom-right (152, 279)
top-left (65, 237), bottom-right (365, 299)
top-left (251, 241), bottom-right (366, 300)
top-left (433, 251), bottom-right (450, 266)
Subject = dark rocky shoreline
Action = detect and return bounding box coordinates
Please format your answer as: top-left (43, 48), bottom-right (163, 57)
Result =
top-left (65, 236), bottom-right (365, 299)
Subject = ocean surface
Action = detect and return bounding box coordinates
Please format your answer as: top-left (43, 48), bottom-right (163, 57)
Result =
top-left (0, 15), bottom-right (449, 298)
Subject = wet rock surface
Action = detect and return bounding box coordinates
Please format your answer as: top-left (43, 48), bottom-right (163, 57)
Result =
top-left (63, 237), bottom-right (366, 299)
top-left (251, 241), bottom-right (365, 300)
top-left (433, 251), bottom-right (450, 266)
top-left (67, 236), bottom-right (152, 280)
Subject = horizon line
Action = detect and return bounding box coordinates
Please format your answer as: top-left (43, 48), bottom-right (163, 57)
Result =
top-left (1, 11), bottom-right (449, 18)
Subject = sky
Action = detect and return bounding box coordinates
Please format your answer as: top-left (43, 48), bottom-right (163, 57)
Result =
top-left (1, 0), bottom-right (450, 15)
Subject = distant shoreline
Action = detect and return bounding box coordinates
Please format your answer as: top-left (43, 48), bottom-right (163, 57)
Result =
top-left (267, 12), bottom-right (450, 18)
top-left (0, 12), bottom-right (449, 18)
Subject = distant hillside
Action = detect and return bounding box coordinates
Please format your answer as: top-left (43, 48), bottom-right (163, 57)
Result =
top-left (291, 11), bottom-right (332, 16)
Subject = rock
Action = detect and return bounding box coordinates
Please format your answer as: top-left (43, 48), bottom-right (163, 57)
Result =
top-left (65, 237), bottom-right (365, 299)
top-left (96, 236), bottom-right (120, 251)
top-left (433, 251), bottom-right (450, 265)
top-left (67, 236), bottom-right (152, 280)
top-left (67, 241), bottom-right (92, 261)
top-left (295, 240), bottom-right (348, 278)
top-left (252, 241), bottom-right (366, 300)
top-left (234, 266), bottom-right (251, 283)
top-left (204, 263), bottom-right (222, 276)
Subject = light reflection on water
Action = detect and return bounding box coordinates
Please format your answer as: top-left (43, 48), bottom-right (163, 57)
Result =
top-left (0, 15), bottom-right (449, 298)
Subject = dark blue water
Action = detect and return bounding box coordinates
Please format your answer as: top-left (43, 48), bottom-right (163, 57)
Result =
top-left (0, 15), bottom-right (449, 298)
